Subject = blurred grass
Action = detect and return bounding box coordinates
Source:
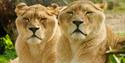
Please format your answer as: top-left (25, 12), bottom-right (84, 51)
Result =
top-left (106, 0), bottom-right (125, 13)
top-left (104, 0), bottom-right (125, 14)
top-left (0, 57), bottom-right (8, 63)
top-left (0, 49), bottom-right (16, 63)
top-left (117, 32), bottom-right (125, 36)
top-left (108, 32), bottom-right (125, 63)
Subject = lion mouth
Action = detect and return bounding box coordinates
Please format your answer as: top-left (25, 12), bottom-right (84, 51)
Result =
top-left (72, 28), bottom-right (87, 36)
top-left (28, 34), bottom-right (42, 40)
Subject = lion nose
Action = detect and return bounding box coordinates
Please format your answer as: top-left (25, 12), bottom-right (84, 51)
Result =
top-left (29, 27), bottom-right (39, 33)
top-left (72, 20), bottom-right (83, 26)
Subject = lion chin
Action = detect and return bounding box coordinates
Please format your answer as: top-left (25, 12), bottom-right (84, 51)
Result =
top-left (27, 37), bottom-right (42, 45)
top-left (71, 33), bottom-right (86, 41)
top-left (70, 28), bottom-right (87, 41)
top-left (27, 31), bottom-right (43, 44)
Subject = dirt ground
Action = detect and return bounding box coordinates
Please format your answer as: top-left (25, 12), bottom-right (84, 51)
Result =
top-left (105, 12), bottom-right (125, 33)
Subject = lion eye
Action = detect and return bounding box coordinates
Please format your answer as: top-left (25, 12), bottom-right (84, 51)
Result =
top-left (40, 18), bottom-right (47, 20)
top-left (67, 11), bottom-right (73, 15)
top-left (85, 11), bottom-right (93, 15)
top-left (23, 17), bottom-right (29, 22)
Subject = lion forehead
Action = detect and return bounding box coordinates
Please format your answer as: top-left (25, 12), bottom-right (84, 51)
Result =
top-left (22, 7), bottom-right (50, 18)
top-left (63, 1), bottom-right (101, 12)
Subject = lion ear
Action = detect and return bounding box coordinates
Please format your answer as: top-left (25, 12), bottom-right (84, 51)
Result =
top-left (47, 3), bottom-right (60, 16)
top-left (15, 3), bottom-right (29, 16)
top-left (95, 2), bottom-right (107, 11)
top-left (49, 3), bottom-right (59, 10)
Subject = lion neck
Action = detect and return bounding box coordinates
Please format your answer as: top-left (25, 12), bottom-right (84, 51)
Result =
top-left (27, 42), bottom-right (45, 58)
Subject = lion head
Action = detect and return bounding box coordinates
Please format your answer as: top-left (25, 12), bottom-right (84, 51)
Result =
top-left (58, 1), bottom-right (106, 42)
top-left (15, 3), bottom-right (58, 44)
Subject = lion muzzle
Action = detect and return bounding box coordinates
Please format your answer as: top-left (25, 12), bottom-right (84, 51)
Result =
top-left (29, 27), bottom-right (40, 33)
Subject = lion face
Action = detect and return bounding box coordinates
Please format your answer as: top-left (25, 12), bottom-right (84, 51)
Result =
top-left (58, 1), bottom-right (105, 41)
top-left (15, 3), bottom-right (58, 44)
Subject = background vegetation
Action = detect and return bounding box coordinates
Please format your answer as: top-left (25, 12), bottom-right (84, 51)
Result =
top-left (0, 35), bottom-right (16, 63)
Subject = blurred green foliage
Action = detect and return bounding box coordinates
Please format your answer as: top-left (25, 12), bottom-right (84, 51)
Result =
top-left (108, 32), bottom-right (125, 63)
top-left (0, 35), bottom-right (16, 63)
top-left (0, 49), bottom-right (16, 63)
top-left (117, 32), bottom-right (125, 36)
top-left (108, 54), bottom-right (125, 63)
top-left (108, 50), bottom-right (125, 63)
top-left (3, 35), bottom-right (14, 50)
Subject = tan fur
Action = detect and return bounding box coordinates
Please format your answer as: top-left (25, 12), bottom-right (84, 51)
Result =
top-left (57, 1), bottom-right (125, 63)
top-left (12, 3), bottom-right (60, 63)
top-left (47, 3), bottom-right (67, 16)
top-left (95, 2), bottom-right (107, 11)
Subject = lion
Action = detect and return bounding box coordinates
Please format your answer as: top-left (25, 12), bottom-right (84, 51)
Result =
top-left (11, 3), bottom-right (61, 63)
top-left (57, 1), bottom-right (125, 63)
